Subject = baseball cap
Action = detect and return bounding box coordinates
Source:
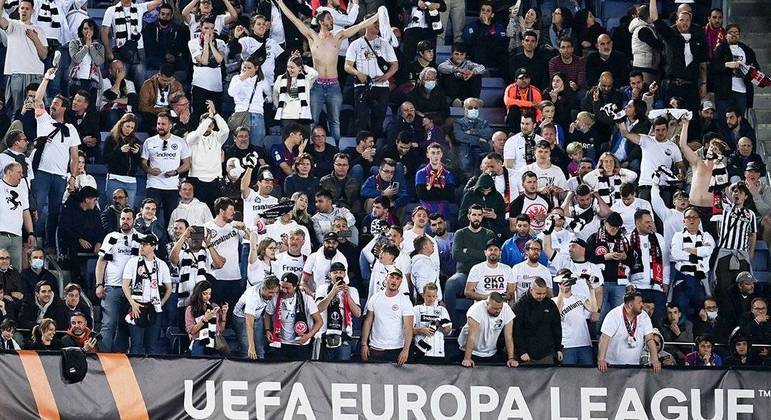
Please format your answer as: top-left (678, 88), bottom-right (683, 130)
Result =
top-left (138, 234), bottom-right (158, 246)
top-left (701, 101), bottom-right (715, 111)
top-left (387, 267), bottom-right (403, 278)
top-left (745, 162), bottom-right (762, 173)
top-left (736, 271), bottom-right (756, 284)
top-left (515, 68), bottom-right (529, 78)
top-left (485, 239), bottom-right (501, 250)
top-left (606, 212), bottom-right (623, 228)
top-left (281, 272), bottom-right (300, 286)
top-left (256, 169), bottom-right (274, 182)
top-left (323, 232), bottom-right (339, 242)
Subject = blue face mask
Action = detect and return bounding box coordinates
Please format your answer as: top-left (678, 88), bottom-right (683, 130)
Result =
top-left (467, 109), bottom-right (479, 119)
top-left (423, 80), bottom-right (437, 91)
top-left (31, 259), bottom-right (44, 270)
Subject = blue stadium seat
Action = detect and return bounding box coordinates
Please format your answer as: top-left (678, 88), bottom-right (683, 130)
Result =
top-left (339, 137), bottom-right (357, 151)
top-left (480, 88), bottom-right (503, 108)
top-left (601, 0), bottom-right (633, 22)
top-left (482, 77), bottom-right (505, 89)
top-left (605, 17), bottom-right (621, 32)
top-left (263, 135), bottom-right (282, 152)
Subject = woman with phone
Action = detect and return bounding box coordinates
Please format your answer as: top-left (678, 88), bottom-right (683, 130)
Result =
top-left (185, 280), bottom-right (228, 357)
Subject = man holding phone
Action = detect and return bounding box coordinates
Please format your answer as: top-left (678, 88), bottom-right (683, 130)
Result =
top-left (360, 158), bottom-right (408, 213)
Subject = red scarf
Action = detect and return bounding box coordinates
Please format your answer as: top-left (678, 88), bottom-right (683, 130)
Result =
top-left (704, 24), bottom-right (725, 58)
top-left (629, 229), bottom-right (664, 285)
top-left (423, 163), bottom-right (446, 191)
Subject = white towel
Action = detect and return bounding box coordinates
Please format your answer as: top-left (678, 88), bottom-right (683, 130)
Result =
top-left (648, 108), bottom-right (692, 121)
top-left (378, 5), bottom-right (398, 48)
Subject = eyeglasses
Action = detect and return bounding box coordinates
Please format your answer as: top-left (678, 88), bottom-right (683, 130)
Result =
top-left (684, 215), bottom-right (700, 219)
top-left (0, 257), bottom-right (9, 260)
top-left (380, 168), bottom-right (394, 174)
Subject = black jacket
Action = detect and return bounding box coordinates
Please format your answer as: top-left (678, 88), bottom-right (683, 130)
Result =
top-left (513, 292), bottom-right (562, 360)
top-left (710, 42), bottom-right (759, 108)
top-left (653, 20), bottom-right (708, 81)
top-left (103, 134), bottom-right (142, 177)
top-left (585, 50), bottom-right (630, 89)
top-left (693, 314), bottom-right (733, 344)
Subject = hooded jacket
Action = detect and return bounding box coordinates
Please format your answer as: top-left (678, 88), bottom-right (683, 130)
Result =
top-left (458, 174), bottom-right (507, 237)
top-left (513, 291), bottom-right (562, 360)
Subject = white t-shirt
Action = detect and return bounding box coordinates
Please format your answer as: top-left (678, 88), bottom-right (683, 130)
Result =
top-left (600, 305), bottom-right (654, 365)
top-left (274, 251), bottom-right (306, 279)
top-left (345, 36), bottom-right (397, 87)
top-left (511, 261), bottom-right (553, 301)
top-left (610, 197), bottom-right (654, 233)
top-left (99, 231), bottom-right (141, 286)
top-left (368, 260), bottom-right (410, 300)
top-left (638, 135), bottom-right (682, 186)
top-left (262, 220), bottom-right (311, 256)
top-left (401, 230), bottom-right (439, 268)
top-left (242, 189), bottom-right (277, 229)
top-left (554, 294), bottom-right (592, 349)
top-left (247, 258), bottom-right (278, 287)
top-left (466, 261), bottom-right (515, 297)
top-left (549, 253), bottom-right (604, 300)
top-left (267, 292), bottom-right (318, 344)
top-left (314, 285), bottom-right (360, 334)
top-left (503, 132), bottom-right (545, 172)
top-left (0, 179), bottom-right (29, 235)
top-left (102, 2), bottom-right (150, 49)
top-left (365, 291), bottom-right (414, 350)
top-left (729, 45), bottom-right (747, 93)
top-left (268, 5), bottom-right (285, 45)
top-left (410, 254), bottom-right (442, 301)
top-left (205, 221), bottom-right (244, 280)
top-left (233, 285), bottom-right (275, 318)
top-left (458, 300), bottom-right (515, 357)
top-left (141, 134), bottom-right (190, 190)
top-left (189, 38), bottom-right (228, 92)
top-left (413, 304), bottom-right (451, 357)
top-left (302, 250), bottom-right (347, 292)
top-left (121, 256), bottom-right (172, 304)
top-left (3, 20), bottom-right (48, 75)
top-left (521, 162), bottom-right (568, 191)
top-left (35, 111), bottom-right (80, 176)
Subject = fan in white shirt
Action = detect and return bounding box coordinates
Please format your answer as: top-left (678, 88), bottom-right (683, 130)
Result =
top-left (610, 182), bottom-right (654, 234)
top-left (361, 268), bottom-right (414, 366)
top-left (274, 228), bottom-right (308, 279)
top-left (301, 232), bottom-right (348, 294)
top-left (598, 290), bottom-right (660, 372)
top-left (510, 239), bottom-right (553, 302)
top-left (553, 269), bottom-right (599, 363)
top-left (503, 114), bottom-right (545, 172)
top-left (464, 241), bottom-right (515, 301)
top-left (458, 293), bottom-right (518, 368)
top-left (409, 235), bottom-right (442, 302)
top-left (368, 243), bottom-right (410, 300)
top-left (166, 180), bottom-right (214, 237)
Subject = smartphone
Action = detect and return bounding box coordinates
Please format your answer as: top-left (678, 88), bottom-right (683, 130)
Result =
top-left (94, 333), bottom-right (103, 341)
top-left (483, 207), bottom-right (493, 213)
top-left (391, 182), bottom-right (400, 190)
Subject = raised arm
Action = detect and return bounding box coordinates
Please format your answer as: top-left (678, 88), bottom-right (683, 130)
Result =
top-left (678, 118), bottom-right (700, 166)
top-left (222, 0), bottom-right (238, 24)
top-left (649, 0), bottom-right (658, 22)
top-left (181, 0), bottom-right (198, 24)
top-left (275, 0), bottom-right (315, 40)
top-left (35, 67), bottom-right (56, 109)
top-left (616, 120), bottom-right (641, 145)
top-left (0, 0), bottom-right (8, 30)
top-left (338, 13), bottom-right (378, 40)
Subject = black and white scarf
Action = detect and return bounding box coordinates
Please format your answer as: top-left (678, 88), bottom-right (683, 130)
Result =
top-left (708, 156), bottom-right (729, 223)
top-left (176, 247), bottom-right (209, 307)
top-left (523, 133), bottom-right (537, 165)
top-left (113, 4), bottom-right (141, 47)
top-left (677, 229), bottom-right (708, 280)
top-left (36, 0), bottom-right (61, 31)
top-left (192, 302), bottom-right (217, 350)
top-left (596, 172), bottom-right (623, 205)
top-left (130, 257), bottom-right (162, 312)
top-left (100, 232), bottom-right (141, 261)
top-left (275, 72), bottom-right (311, 120)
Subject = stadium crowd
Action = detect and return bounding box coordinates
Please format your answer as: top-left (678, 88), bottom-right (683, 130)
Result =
top-left (0, 0), bottom-right (767, 371)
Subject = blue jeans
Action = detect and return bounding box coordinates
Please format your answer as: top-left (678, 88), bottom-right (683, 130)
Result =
top-left (31, 170), bottom-right (67, 247)
top-left (310, 81), bottom-right (342, 141)
top-left (444, 272), bottom-right (468, 329)
top-left (233, 314), bottom-right (266, 359)
top-left (359, 253), bottom-right (371, 292)
top-left (128, 312), bottom-right (161, 355)
top-left (673, 272), bottom-right (707, 322)
top-left (562, 346), bottom-right (594, 366)
top-left (99, 286), bottom-right (129, 352)
top-left (104, 178), bottom-right (137, 210)
top-left (600, 282), bottom-right (626, 326)
top-left (321, 340), bottom-right (352, 361)
top-left (189, 339), bottom-right (208, 357)
top-left (239, 243), bottom-right (249, 285)
top-left (249, 113), bottom-right (266, 148)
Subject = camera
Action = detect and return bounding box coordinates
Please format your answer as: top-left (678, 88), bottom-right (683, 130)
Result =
top-left (334, 276), bottom-right (345, 287)
top-left (416, 316), bottom-right (452, 353)
top-left (191, 226), bottom-right (205, 242)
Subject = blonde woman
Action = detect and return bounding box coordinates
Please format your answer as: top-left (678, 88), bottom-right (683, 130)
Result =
top-left (291, 192), bottom-right (318, 249)
top-left (583, 152), bottom-right (638, 205)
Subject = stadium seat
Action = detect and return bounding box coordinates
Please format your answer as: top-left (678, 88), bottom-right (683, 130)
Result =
top-left (601, 0), bottom-right (632, 23)
top-left (263, 135), bottom-right (282, 152)
top-left (339, 136), bottom-right (357, 150)
top-left (605, 17), bottom-right (621, 32)
top-left (482, 77), bottom-right (505, 89)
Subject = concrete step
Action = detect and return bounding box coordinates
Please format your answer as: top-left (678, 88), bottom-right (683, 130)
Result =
top-left (734, 17), bottom-right (771, 33)
top-left (742, 35), bottom-right (771, 49)
top-left (729, 1), bottom-right (766, 17)
top-left (755, 108), bottom-right (771, 122)
top-left (755, 93), bottom-right (771, 109)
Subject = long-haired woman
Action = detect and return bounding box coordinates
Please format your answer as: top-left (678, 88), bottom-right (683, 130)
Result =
top-left (185, 280), bottom-right (228, 356)
top-left (103, 113), bottom-right (141, 207)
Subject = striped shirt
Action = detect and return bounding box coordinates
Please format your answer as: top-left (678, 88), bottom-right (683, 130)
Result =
top-left (717, 202), bottom-right (756, 251)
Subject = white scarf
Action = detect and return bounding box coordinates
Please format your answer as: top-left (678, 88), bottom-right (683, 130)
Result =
top-left (275, 72), bottom-right (310, 120)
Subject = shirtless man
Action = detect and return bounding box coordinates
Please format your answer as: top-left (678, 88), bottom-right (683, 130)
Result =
top-left (678, 117), bottom-right (728, 221)
top-left (275, 0), bottom-right (378, 142)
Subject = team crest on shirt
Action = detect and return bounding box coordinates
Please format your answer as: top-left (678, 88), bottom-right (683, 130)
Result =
top-left (171, 143), bottom-right (179, 150)
top-left (294, 321), bottom-right (308, 334)
top-left (525, 203), bottom-right (548, 229)
top-left (494, 319), bottom-right (503, 330)
top-left (5, 190), bottom-right (20, 210)
top-left (392, 304), bottom-right (400, 312)
top-left (664, 149), bottom-right (672, 156)
top-left (209, 230), bottom-right (218, 238)
top-left (595, 246), bottom-right (608, 256)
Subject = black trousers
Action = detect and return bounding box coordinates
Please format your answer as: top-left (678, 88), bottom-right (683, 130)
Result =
top-left (145, 187), bottom-right (179, 228)
top-left (187, 177), bottom-right (221, 214)
top-left (354, 85), bottom-right (390, 138)
top-left (266, 341), bottom-right (314, 361)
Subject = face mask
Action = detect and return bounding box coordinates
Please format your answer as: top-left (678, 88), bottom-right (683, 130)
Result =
top-left (706, 310), bottom-right (718, 320)
top-left (467, 109), bottom-right (479, 119)
top-left (31, 259), bottom-right (44, 270)
top-left (423, 80), bottom-right (436, 91)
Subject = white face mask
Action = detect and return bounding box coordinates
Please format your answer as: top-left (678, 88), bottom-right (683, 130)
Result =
top-left (423, 80), bottom-right (437, 91)
top-left (467, 109), bottom-right (479, 119)
top-left (31, 259), bottom-right (44, 270)
top-left (706, 310), bottom-right (718, 320)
